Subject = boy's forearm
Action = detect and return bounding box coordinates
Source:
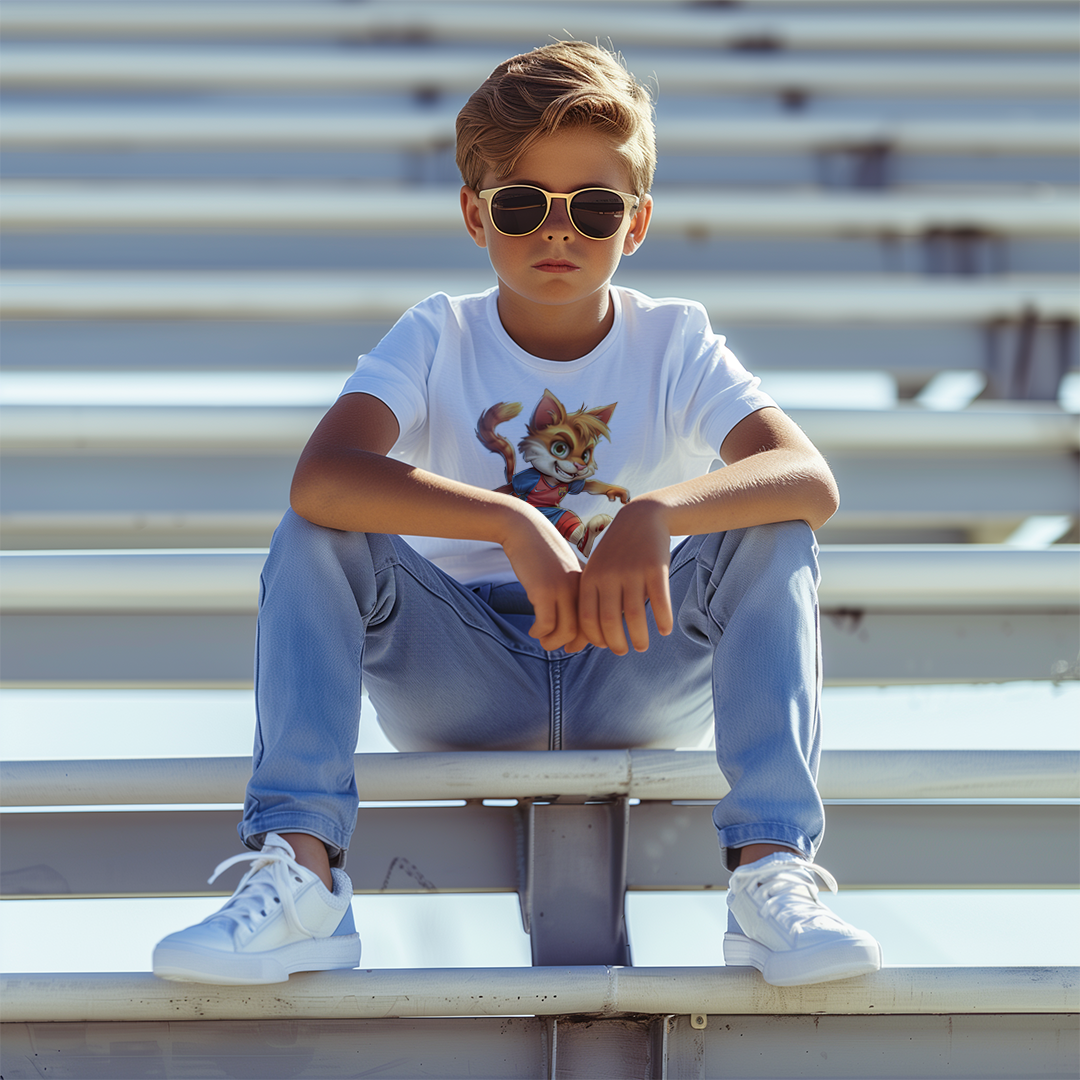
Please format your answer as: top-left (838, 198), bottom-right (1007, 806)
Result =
top-left (291, 446), bottom-right (528, 544)
top-left (292, 442), bottom-right (587, 654)
top-left (621, 405), bottom-right (841, 537)
top-left (629, 447), bottom-right (840, 536)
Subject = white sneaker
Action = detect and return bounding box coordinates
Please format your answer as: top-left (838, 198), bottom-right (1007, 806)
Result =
top-left (152, 833), bottom-right (361, 985)
top-left (724, 853), bottom-right (882, 986)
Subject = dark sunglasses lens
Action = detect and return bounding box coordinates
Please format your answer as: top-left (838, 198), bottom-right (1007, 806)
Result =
top-left (490, 187), bottom-right (548, 235)
top-left (569, 190), bottom-right (627, 239)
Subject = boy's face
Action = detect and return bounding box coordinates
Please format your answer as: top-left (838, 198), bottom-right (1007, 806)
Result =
top-left (460, 127), bottom-right (652, 320)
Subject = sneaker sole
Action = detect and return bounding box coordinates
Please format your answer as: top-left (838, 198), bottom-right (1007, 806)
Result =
top-left (153, 933), bottom-right (361, 985)
top-left (723, 932), bottom-right (882, 987)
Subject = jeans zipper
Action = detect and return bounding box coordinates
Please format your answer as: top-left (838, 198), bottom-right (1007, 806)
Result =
top-left (548, 657), bottom-right (563, 750)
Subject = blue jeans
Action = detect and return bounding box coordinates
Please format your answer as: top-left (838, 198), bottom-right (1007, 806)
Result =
top-left (241, 510), bottom-right (824, 870)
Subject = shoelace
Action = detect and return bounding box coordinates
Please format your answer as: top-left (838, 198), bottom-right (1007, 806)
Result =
top-left (204, 844), bottom-right (318, 941)
top-left (739, 858), bottom-right (843, 934)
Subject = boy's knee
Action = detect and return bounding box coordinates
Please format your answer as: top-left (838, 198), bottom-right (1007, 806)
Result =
top-left (736, 523), bottom-right (818, 589)
top-left (272, 507), bottom-right (328, 546)
top-left (266, 509), bottom-right (397, 587)
top-left (273, 509), bottom-right (383, 557)
top-left (748, 520), bottom-right (817, 563)
top-left (746, 519), bottom-right (815, 547)
top-left (694, 520), bottom-right (815, 571)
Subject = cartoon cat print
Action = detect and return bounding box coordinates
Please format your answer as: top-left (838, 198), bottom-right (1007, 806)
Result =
top-left (476, 388), bottom-right (630, 557)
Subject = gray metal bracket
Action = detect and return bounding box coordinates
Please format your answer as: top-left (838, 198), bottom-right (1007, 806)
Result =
top-left (985, 310), bottom-right (1076, 400)
top-left (923, 226), bottom-right (1006, 276)
top-left (517, 795), bottom-right (632, 967)
top-left (815, 143), bottom-right (892, 189)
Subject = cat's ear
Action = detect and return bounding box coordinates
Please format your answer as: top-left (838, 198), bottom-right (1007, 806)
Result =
top-left (531, 389), bottom-right (566, 428)
top-left (590, 402), bottom-right (617, 427)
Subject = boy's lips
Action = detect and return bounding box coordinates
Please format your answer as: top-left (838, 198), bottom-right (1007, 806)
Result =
top-left (533, 259), bottom-right (579, 272)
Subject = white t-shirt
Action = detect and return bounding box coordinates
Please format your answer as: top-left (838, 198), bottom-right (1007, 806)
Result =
top-left (340, 285), bottom-right (775, 586)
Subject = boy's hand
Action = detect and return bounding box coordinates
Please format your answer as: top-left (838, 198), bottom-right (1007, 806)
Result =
top-left (574, 500), bottom-right (673, 655)
top-left (500, 508), bottom-right (585, 652)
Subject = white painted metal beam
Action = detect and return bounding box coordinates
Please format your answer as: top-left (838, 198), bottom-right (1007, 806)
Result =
top-left (1, 49), bottom-right (1075, 97)
top-left (794, 407), bottom-right (1080, 452)
top-left (2, 967), bottom-right (1075, 1023)
top-left (664, 117), bottom-right (1080, 155)
top-left (0, 405), bottom-right (326, 452)
top-left (0, 550), bottom-right (266, 614)
top-left (5, 749), bottom-right (1077, 807)
top-left (3, 110), bottom-right (1076, 156)
top-left (3, 547), bottom-right (1074, 614)
top-left (0, 514), bottom-right (280, 553)
top-left (0, 110), bottom-right (461, 153)
top-left (818, 545), bottom-right (1079, 610)
top-left (2, 403), bottom-right (1077, 454)
top-left (4, 185), bottom-right (1076, 237)
top-left (2, 272), bottom-right (1077, 322)
top-left (1, 2), bottom-right (1076, 51)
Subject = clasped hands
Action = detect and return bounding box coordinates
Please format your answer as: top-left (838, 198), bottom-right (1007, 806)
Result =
top-left (503, 499), bottom-right (674, 656)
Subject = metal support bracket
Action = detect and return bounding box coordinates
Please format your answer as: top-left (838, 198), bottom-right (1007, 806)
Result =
top-left (923, 226), bottom-right (1005, 276)
top-left (985, 310), bottom-right (1076, 400)
top-left (517, 795), bottom-right (632, 967)
top-left (548, 1016), bottom-right (558, 1080)
top-left (816, 143), bottom-right (892, 189)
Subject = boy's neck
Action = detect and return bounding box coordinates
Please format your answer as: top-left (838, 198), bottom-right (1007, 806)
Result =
top-left (495, 286), bottom-right (615, 362)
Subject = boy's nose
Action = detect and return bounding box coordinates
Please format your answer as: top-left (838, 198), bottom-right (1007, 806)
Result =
top-left (544, 197), bottom-right (573, 238)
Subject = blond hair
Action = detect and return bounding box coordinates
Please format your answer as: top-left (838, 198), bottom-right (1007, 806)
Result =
top-left (456, 41), bottom-right (656, 196)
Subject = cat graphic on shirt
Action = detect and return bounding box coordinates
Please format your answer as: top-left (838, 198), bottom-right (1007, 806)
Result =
top-left (476, 388), bottom-right (630, 557)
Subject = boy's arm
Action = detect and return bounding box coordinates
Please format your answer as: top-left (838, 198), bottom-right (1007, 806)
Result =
top-left (290, 392), bottom-right (585, 650)
top-left (574, 406), bottom-right (839, 655)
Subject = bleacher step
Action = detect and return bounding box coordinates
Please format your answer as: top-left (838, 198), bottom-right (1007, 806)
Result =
top-left (3, 271), bottom-right (1078, 323)
top-left (4, 749), bottom-right (1078, 806)
top-left (3, 48), bottom-right (1075, 97)
top-left (4, 546), bottom-right (1074, 613)
top-left (4, 111), bottom-right (1077, 155)
top-left (5, 184), bottom-right (1076, 236)
top-left (2, 966), bottom-right (1076, 1023)
top-left (3, 1), bottom-right (1077, 52)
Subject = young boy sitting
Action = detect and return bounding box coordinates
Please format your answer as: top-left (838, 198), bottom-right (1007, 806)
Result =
top-left (153, 41), bottom-right (882, 988)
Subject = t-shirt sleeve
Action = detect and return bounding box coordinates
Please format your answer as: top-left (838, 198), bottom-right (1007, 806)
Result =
top-left (672, 302), bottom-right (776, 461)
top-left (510, 469), bottom-right (536, 498)
top-left (338, 294), bottom-right (447, 443)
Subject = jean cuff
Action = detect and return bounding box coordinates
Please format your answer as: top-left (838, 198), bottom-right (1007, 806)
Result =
top-left (716, 821), bottom-right (816, 871)
top-left (238, 814), bottom-right (350, 869)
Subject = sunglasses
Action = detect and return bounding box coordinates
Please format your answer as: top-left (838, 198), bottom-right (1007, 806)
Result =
top-left (477, 185), bottom-right (640, 240)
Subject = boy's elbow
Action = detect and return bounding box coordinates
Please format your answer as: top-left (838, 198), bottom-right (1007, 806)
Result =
top-left (808, 469), bottom-right (840, 531)
top-left (289, 483), bottom-right (317, 525)
top-left (289, 461), bottom-right (330, 525)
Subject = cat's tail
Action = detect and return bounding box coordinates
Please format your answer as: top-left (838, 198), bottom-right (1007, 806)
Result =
top-left (476, 401), bottom-right (523, 485)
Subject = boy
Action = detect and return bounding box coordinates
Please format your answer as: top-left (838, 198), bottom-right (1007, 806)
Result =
top-left (153, 41), bottom-right (882, 988)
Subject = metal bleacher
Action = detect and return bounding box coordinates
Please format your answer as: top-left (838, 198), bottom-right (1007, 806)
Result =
top-left (1, 2), bottom-right (1078, 1077)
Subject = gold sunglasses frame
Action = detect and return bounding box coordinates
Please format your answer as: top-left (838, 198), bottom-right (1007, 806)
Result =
top-left (477, 185), bottom-right (640, 240)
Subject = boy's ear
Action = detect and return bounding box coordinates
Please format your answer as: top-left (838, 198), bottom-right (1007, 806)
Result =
top-left (622, 194), bottom-right (653, 256)
top-left (460, 187), bottom-right (488, 249)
